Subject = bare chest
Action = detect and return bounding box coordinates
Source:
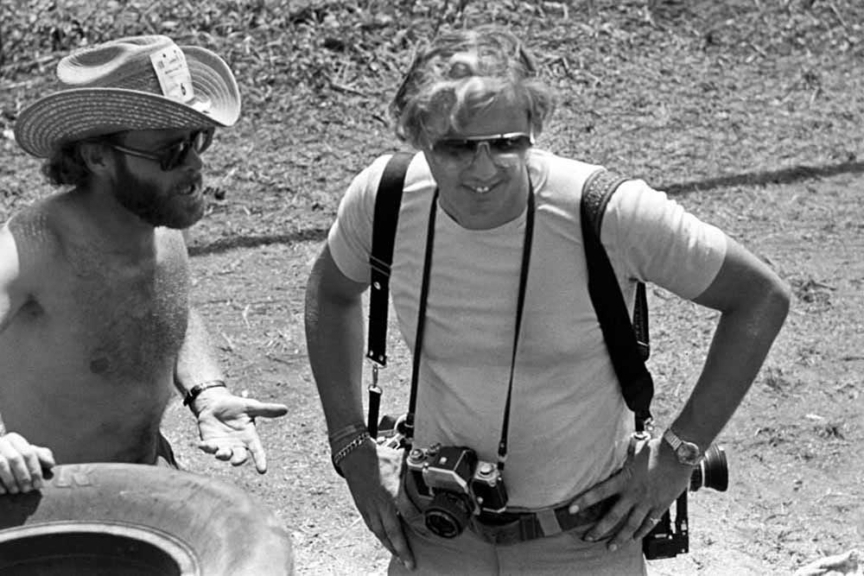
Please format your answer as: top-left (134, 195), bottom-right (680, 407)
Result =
top-left (49, 240), bottom-right (190, 381)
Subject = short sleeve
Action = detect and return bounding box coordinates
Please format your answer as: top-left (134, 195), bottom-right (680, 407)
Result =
top-left (327, 155), bottom-right (393, 284)
top-left (601, 179), bottom-right (728, 300)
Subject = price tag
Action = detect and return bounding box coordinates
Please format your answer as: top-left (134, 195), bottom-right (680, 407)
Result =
top-left (150, 46), bottom-right (195, 103)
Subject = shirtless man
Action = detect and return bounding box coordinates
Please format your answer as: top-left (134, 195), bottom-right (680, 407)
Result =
top-left (0, 35), bottom-right (288, 495)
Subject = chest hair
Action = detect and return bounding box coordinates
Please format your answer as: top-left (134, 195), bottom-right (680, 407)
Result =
top-left (62, 236), bottom-right (190, 382)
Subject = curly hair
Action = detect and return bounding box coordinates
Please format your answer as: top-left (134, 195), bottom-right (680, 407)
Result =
top-left (41, 140), bottom-right (95, 188)
top-left (390, 25), bottom-right (556, 149)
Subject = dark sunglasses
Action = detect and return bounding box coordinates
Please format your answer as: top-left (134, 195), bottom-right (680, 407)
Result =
top-left (431, 132), bottom-right (534, 163)
top-left (109, 128), bottom-right (215, 171)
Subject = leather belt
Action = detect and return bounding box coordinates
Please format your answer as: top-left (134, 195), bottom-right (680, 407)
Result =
top-left (403, 472), bottom-right (612, 546)
top-left (469, 497), bottom-right (613, 546)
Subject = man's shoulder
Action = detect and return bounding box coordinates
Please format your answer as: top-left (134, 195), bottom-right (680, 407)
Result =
top-left (339, 151), bottom-right (432, 223)
top-left (5, 196), bottom-right (68, 256)
top-left (531, 149), bottom-right (602, 174)
top-left (530, 149), bottom-right (604, 197)
top-left (0, 197), bottom-right (71, 307)
top-left (354, 151), bottom-right (429, 194)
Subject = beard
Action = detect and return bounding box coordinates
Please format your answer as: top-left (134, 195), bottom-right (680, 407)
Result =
top-left (112, 155), bottom-right (205, 229)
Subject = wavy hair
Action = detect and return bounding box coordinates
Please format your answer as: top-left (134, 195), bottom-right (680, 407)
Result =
top-left (390, 26), bottom-right (556, 149)
top-left (41, 140), bottom-right (94, 187)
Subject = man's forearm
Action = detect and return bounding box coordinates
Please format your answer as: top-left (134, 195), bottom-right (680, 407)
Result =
top-left (304, 282), bottom-right (367, 435)
top-left (174, 308), bottom-right (225, 397)
top-left (672, 283), bottom-right (790, 449)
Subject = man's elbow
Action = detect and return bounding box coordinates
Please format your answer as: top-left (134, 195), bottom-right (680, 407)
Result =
top-left (761, 275), bottom-right (792, 330)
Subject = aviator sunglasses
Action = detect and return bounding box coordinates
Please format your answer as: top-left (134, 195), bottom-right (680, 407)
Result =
top-left (109, 128), bottom-right (215, 171)
top-left (431, 132), bottom-right (534, 167)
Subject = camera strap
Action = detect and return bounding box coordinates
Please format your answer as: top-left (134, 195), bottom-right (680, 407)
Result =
top-left (368, 152), bottom-right (413, 367)
top-left (405, 183), bottom-right (535, 472)
top-left (365, 152), bottom-right (414, 437)
top-left (580, 169), bottom-right (654, 430)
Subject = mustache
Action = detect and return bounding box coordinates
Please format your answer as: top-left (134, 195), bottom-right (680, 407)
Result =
top-left (175, 173), bottom-right (204, 194)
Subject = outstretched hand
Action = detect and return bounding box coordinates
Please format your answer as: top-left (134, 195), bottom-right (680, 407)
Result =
top-left (0, 432), bottom-right (55, 495)
top-left (566, 436), bottom-right (692, 551)
top-left (194, 392), bottom-right (288, 474)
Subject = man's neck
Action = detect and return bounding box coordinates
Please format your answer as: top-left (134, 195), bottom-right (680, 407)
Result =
top-left (71, 184), bottom-right (157, 257)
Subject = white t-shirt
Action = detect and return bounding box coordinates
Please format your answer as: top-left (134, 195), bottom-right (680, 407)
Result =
top-left (328, 149), bottom-right (727, 509)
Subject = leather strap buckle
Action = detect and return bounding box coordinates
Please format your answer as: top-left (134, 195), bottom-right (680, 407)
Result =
top-left (469, 498), bottom-right (612, 545)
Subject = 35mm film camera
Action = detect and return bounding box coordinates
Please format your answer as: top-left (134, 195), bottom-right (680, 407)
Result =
top-left (643, 444), bottom-right (729, 559)
top-left (377, 416), bottom-right (507, 538)
top-left (405, 443), bottom-right (507, 538)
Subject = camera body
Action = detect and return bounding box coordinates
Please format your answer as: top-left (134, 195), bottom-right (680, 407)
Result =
top-left (643, 444), bottom-right (729, 560)
top-left (406, 443), bottom-right (508, 538)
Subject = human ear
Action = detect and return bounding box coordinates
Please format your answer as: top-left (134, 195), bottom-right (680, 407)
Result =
top-left (78, 141), bottom-right (113, 175)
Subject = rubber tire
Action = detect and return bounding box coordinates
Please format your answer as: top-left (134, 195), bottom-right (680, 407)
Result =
top-left (0, 463), bottom-right (294, 576)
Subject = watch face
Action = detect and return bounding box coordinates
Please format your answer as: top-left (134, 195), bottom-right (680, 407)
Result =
top-left (677, 442), bottom-right (702, 466)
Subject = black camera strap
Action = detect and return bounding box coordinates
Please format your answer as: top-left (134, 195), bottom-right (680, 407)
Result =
top-left (366, 152), bottom-right (413, 437)
top-left (498, 186), bottom-right (535, 469)
top-left (580, 169), bottom-right (654, 430)
top-left (405, 183), bottom-right (535, 472)
top-left (368, 152), bottom-right (414, 367)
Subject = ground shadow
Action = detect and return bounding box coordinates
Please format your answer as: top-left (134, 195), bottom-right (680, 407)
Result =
top-left (188, 227), bottom-right (328, 257)
top-left (663, 159), bottom-right (864, 195)
top-left (188, 159), bottom-right (864, 258)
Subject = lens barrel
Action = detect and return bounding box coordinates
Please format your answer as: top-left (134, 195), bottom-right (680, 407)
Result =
top-left (424, 492), bottom-right (473, 538)
top-left (690, 445), bottom-right (729, 492)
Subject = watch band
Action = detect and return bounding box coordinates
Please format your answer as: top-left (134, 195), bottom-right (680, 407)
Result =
top-left (662, 427), bottom-right (683, 451)
top-left (663, 427), bottom-right (703, 466)
top-left (183, 380), bottom-right (227, 408)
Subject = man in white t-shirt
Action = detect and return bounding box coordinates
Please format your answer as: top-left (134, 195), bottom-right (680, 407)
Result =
top-left (305, 26), bottom-right (790, 575)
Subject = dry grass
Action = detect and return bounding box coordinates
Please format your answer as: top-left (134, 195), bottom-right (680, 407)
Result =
top-left (2, 1), bottom-right (863, 574)
top-left (3, 0), bottom-right (864, 238)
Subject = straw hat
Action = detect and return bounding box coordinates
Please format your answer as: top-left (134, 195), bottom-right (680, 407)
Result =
top-left (14, 35), bottom-right (241, 158)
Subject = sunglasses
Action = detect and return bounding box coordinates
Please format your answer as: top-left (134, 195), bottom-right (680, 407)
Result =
top-left (109, 128), bottom-right (215, 171)
top-left (431, 132), bottom-right (534, 166)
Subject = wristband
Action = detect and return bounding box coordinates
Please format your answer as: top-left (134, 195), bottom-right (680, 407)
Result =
top-left (331, 431), bottom-right (372, 477)
top-left (183, 380), bottom-right (227, 408)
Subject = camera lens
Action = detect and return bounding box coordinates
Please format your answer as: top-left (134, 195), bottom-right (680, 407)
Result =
top-left (690, 444), bottom-right (729, 492)
top-left (425, 492), bottom-right (473, 538)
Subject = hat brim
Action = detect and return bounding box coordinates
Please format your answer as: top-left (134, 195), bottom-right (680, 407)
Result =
top-left (14, 46), bottom-right (241, 158)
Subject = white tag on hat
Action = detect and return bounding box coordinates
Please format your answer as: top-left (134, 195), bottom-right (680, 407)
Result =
top-left (150, 46), bottom-right (195, 103)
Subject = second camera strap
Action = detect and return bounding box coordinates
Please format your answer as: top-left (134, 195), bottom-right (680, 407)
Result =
top-left (406, 182), bottom-right (535, 473)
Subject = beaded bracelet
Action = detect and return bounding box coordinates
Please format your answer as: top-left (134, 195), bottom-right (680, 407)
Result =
top-left (331, 431), bottom-right (372, 477)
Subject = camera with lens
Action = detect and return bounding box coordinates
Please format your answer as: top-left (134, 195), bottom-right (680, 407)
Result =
top-left (406, 443), bottom-right (508, 539)
top-left (643, 444), bottom-right (729, 560)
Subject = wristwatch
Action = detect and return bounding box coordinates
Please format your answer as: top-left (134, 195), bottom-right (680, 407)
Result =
top-left (662, 428), bottom-right (703, 466)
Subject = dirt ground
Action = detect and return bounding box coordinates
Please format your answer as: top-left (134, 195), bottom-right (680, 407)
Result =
top-left (161, 164), bottom-right (864, 576)
top-left (1, 1), bottom-right (863, 575)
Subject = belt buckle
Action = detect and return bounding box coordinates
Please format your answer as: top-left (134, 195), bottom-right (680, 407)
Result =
top-left (471, 512), bottom-right (523, 545)
top-left (473, 509), bottom-right (545, 545)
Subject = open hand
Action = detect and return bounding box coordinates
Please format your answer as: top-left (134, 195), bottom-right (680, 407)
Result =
top-left (194, 392), bottom-right (288, 474)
